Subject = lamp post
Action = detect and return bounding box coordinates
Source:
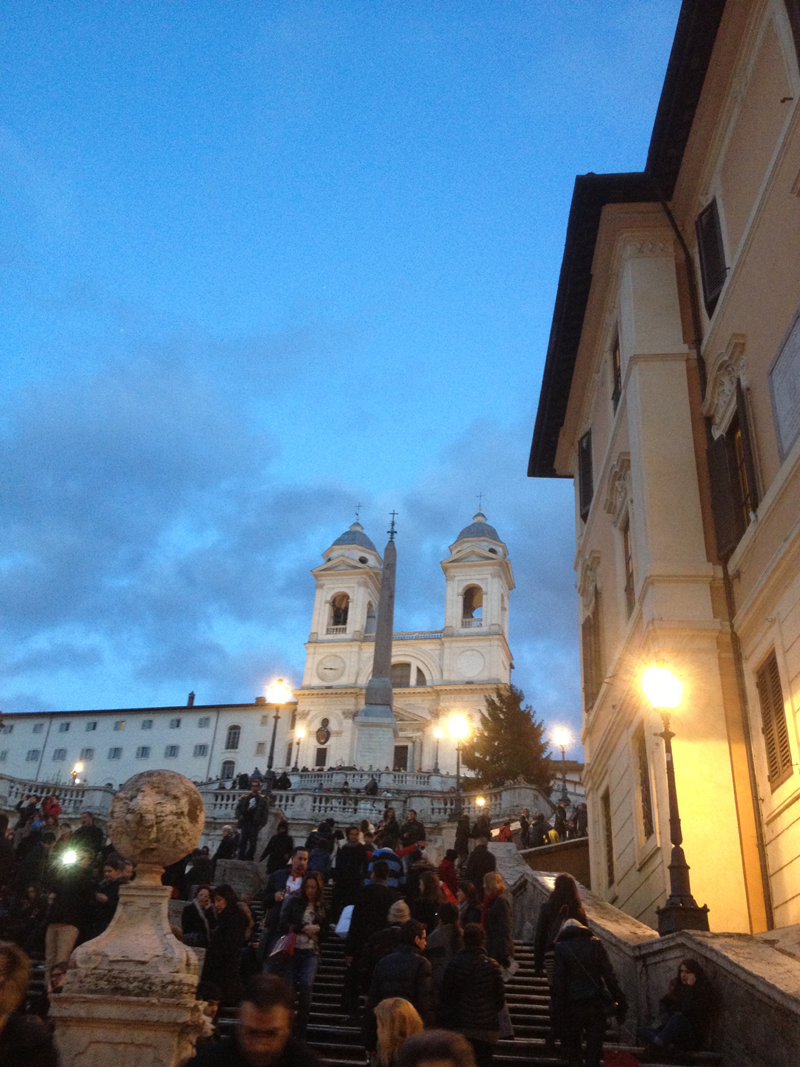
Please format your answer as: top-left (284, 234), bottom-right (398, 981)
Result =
top-left (551, 727), bottom-right (572, 804)
top-left (265, 678), bottom-right (293, 792)
top-left (433, 728), bottom-right (442, 774)
top-left (292, 727), bottom-right (305, 773)
top-left (642, 666), bottom-right (710, 936)
top-left (70, 762), bottom-right (84, 787)
top-left (449, 714), bottom-right (470, 819)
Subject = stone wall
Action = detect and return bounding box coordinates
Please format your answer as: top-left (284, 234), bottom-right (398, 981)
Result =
top-left (502, 846), bottom-right (800, 1067)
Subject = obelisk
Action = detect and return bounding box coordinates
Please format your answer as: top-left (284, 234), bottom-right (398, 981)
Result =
top-left (354, 513), bottom-right (400, 769)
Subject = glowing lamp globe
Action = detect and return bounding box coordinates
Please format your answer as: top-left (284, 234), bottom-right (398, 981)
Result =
top-left (552, 728), bottom-right (571, 749)
top-left (267, 678), bottom-right (293, 704)
top-left (296, 727), bottom-right (306, 740)
top-left (642, 666), bottom-right (683, 710)
top-left (434, 728), bottom-right (443, 739)
top-left (449, 715), bottom-right (470, 741)
top-left (476, 796), bottom-right (486, 808)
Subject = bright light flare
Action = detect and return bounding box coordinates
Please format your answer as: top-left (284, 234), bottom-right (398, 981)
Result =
top-left (295, 727), bottom-right (306, 740)
top-left (433, 728), bottom-right (443, 739)
top-left (267, 678), bottom-right (293, 704)
top-left (476, 796), bottom-right (486, 808)
top-left (72, 762), bottom-right (84, 775)
top-left (551, 728), bottom-right (572, 749)
top-left (642, 666), bottom-right (683, 710)
top-left (448, 714), bottom-right (470, 741)
top-left (62, 850), bottom-right (78, 867)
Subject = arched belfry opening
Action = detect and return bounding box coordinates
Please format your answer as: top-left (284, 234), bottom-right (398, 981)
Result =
top-left (462, 585), bottom-right (483, 624)
top-left (330, 592), bottom-right (350, 628)
top-left (365, 601), bottom-right (377, 634)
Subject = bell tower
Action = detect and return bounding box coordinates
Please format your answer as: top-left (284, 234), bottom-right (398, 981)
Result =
top-left (442, 511), bottom-right (514, 638)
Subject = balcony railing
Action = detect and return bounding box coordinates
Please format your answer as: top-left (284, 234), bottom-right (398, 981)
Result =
top-left (461, 618), bottom-right (483, 628)
top-left (326, 625), bottom-right (347, 635)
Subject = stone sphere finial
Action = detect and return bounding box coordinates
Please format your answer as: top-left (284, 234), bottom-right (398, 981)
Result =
top-left (110, 770), bottom-right (205, 868)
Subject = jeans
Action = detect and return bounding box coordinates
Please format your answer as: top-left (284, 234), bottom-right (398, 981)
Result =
top-left (639, 1012), bottom-right (698, 1050)
top-left (285, 948), bottom-right (319, 1037)
top-left (238, 822), bottom-right (260, 861)
top-left (560, 998), bottom-right (606, 1067)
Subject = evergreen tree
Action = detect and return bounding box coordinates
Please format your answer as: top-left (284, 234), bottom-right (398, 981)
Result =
top-left (462, 684), bottom-right (553, 791)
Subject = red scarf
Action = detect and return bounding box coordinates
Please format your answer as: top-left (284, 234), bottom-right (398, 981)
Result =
top-left (481, 890), bottom-right (501, 927)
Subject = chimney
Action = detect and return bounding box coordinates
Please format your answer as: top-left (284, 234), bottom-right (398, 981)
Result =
top-left (187, 691), bottom-right (195, 707)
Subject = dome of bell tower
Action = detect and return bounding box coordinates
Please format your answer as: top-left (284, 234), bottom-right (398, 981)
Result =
top-left (455, 510), bottom-right (501, 543)
top-left (330, 521), bottom-right (378, 553)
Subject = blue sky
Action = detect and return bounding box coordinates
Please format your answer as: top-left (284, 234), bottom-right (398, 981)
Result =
top-left (0, 1), bottom-right (682, 758)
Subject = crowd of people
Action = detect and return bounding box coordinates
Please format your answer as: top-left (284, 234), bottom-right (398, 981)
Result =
top-left (0, 788), bottom-right (716, 1067)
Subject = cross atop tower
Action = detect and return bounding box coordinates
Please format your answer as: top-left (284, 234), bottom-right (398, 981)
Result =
top-left (355, 502), bottom-right (363, 523)
top-left (477, 491), bottom-right (484, 511)
top-left (388, 511), bottom-right (398, 541)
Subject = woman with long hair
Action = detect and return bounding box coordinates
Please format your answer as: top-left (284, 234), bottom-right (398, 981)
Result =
top-left (533, 872), bottom-right (588, 975)
top-left (278, 870), bottom-right (327, 1037)
top-left (638, 958), bottom-right (715, 1055)
top-left (181, 884), bottom-right (217, 948)
top-left (411, 871), bottom-right (444, 933)
top-left (424, 902), bottom-right (463, 995)
top-left (200, 883), bottom-right (248, 1006)
top-left (372, 997), bottom-right (424, 1067)
top-left (457, 881), bottom-right (482, 927)
top-left (482, 872), bottom-right (514, 971)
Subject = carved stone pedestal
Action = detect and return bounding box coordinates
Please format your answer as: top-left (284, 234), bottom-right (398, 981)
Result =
top-left (52, 771), bottom-right (208, 1067)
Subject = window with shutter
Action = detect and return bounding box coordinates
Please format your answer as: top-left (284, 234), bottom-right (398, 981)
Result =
top-left (706, 382), bottom-right (759, 559)
top-left (633, 724), bottom-right (655, 840)
top-left (756, 652), bottom-right (794, 791)
top-left (611, 334), bottom-right (622, 413)
top-left (602, 789), bottom-right (615, 889)
top-left (578, 430), bottom-right (594, 521)
top-left (581, 593), bottom-right (603, 712)
top-left (622, 518), bottom-right (635, 617)
top-left (696, 199), bottom-right (727, 316)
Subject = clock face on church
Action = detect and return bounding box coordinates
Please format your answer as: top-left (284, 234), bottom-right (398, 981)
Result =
top-left (317, 655), bottom-right (346, 682)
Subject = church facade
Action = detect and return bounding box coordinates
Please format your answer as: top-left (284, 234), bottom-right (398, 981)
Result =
top-left (0, 512), bottom-right (514, 787)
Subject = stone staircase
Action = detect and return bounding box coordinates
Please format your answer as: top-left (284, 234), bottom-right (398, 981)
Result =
top-left (303, 936), bottom-right (723, 1067)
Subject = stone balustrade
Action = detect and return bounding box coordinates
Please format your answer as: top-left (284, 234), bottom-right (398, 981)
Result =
top-left (0, 773), bottom-right (115, 819)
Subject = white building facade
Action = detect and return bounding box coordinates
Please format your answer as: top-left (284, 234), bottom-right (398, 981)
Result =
top-left (0, 512), bottom-right (515, 788)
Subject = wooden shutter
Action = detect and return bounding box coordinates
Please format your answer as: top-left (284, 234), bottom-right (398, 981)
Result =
top-left (581, 593), bottom-right (603, 713)
top-left (736, 379), bottom-right (759, 512)
top-left (695, 199), bottom-right (727, 316)
top-left (756, 651), bottom-right (794, 790)
top-left (706, 431), bottom-right (745, 559)
top-left (578, 430), bottom-right (593, 521)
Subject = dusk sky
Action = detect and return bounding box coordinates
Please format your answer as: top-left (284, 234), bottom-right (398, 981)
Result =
top-left (1, 1), bottom-right (682, 758)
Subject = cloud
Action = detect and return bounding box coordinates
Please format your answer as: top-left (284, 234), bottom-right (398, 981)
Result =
top-left (0, 350), bottom-right (582, 749)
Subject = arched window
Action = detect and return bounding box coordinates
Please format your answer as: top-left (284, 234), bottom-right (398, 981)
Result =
top-left (462, 585), bottom-right (483, 623)
top-left (365, 601), bottom-right (377, 634)
top-left (220, 760), bottom-right (235, 780)
top-left (225, 725), bottom-right (240, 751)
top-left (391, 662), bottom-right (412, 687)
top-left (330, 592), bottom-right (349, 628)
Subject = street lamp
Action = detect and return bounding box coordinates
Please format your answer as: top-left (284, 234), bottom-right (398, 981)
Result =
top-left (476, 796), bottom-right (486, 808)
top-left (265, 678), bottom-right (293, 791)
top-left (292, 727), bottom-right (305, 772)
top-left (642, 665), bottom-right (710, 936)
top-left (449, 714), bottom-right (470, 818)
top-left (433, 728), bottom-right (442, 774)
top-left (70, 762), bottom-right (84, 786)
top-left (551, 727), bottom-right (572, 804)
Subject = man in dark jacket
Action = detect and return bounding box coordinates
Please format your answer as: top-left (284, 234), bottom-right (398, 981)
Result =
top-left (358, 898), bottom-right (410, 992)
top-left (236, 781), bottom-right (269, 861)
top-left (185, 974), bottom-right (323, 1067)
top-left (528, 813), bottom-right (548, 849)
top-left (551, 919), bottom-right (626, 1067)
top-left (44, 852), bottom-right (94, 981)
top-left (400, 810), bottom-right (426, 849)
top-left (439, 922), bottom-right (506, 1067)
top-left (258, 847), bottom-right (308, 958)
top-left (464, 835), bottom-right (496, 900)
top-left (363, 920), bottom-right (435, 1051)
top-left (71, 812), bottom-right (104, 858)
top-left (213, 825), bottom-right (239, 874)
top-left (342, 859), bottom-right (398, 1018)
top-left (331, 826), bottom-right (369, 920)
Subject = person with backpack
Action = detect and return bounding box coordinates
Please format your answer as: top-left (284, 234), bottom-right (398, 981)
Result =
top-left (439, 922), bottom-right (506, 1067)
top-left (533, 873), bottom-right (588, 975)
top-left (363, 919), bottom-right (435, 1055)
top-left (551, 919), bottom-right (627, 1067)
